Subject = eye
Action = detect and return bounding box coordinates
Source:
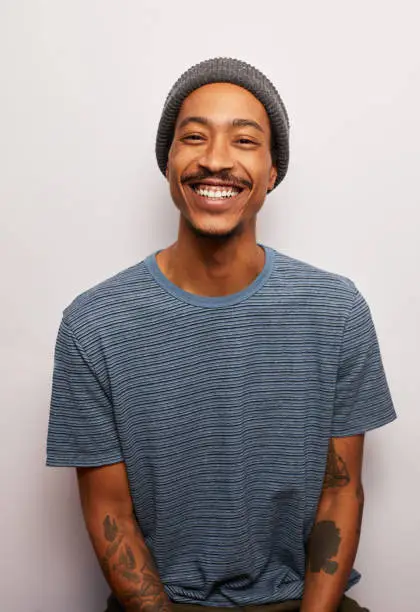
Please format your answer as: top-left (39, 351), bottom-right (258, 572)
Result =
top-left (236, 138), bottom-right (258, 145)
top-left (182, 134), bottom-right (204, 142)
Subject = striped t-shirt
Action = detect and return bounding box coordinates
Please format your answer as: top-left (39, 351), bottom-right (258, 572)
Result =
top-left (46, 244), bottom-right (396, 606)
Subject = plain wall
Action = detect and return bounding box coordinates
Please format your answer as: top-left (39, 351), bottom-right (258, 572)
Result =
top-left (1, 1), bottom-right (419, 611)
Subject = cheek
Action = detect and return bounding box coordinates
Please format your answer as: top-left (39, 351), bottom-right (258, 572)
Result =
top-left (251, 162), bottom-right (273, 188)
top-left (166, 158), bottom-right (186, 202)
top-left (245, 149), bottom-right (272, 174)
top-left (168, 145), bottom-right (196, 178)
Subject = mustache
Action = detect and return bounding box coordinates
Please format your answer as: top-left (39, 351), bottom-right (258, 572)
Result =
top-left (181, 170), bottom-right (252, 191)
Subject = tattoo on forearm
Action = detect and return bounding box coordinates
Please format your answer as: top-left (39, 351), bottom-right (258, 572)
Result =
top-left (308, 520), bottom-right (341, 575)
top-left (104, 515), bottom-right (119, 542)
top-left (323, 440), bottom-right (350, 489)
top-left (100, 514), bottom-right (170, 611)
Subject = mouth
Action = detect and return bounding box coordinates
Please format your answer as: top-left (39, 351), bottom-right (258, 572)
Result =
top-left (186, 182), bottom-right (246, 207)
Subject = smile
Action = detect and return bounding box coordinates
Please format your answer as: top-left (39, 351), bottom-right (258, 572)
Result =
top-left (189, 183), bottom-right (243, 201)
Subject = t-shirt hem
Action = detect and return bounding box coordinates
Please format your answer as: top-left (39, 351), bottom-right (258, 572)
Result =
top-left (331, 411), bottom-right (397, 438)
top-left (46, 451), bottom-right (124, 468)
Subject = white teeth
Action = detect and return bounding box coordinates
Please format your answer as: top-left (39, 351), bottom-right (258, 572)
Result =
top-left (193, 185), bottom-right (240, 199)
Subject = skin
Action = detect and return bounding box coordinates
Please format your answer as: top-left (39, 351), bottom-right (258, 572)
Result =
top-left (156, 82), bottom-right (278, 298)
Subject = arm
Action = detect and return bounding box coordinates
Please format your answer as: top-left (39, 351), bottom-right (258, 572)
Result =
top-left (77, 462), bottom-right (173, 612)
top-left (300, 434), bottom-right (365, 612)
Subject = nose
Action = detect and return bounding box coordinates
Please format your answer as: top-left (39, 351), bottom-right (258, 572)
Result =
top-left (197, 134), bottom-right (234, 173)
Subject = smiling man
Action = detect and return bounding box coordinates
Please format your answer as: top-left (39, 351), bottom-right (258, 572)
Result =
top-left (46, 58), bottom-right (396, 612)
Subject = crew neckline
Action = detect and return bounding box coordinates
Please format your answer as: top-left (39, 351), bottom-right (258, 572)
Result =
top-left (144, 243), bottom-right (275, 308)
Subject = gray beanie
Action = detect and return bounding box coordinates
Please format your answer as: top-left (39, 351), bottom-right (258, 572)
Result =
top-left (155, 57), bottom-right (290, 190)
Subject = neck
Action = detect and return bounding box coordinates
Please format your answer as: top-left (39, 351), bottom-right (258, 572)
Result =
top-left (155, 225), bottom-right (265, 298)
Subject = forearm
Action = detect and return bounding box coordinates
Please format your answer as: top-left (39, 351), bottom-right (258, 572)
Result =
top-left (86, 510), bottom-right (172, 612)
top-left (300, 486), bottom-right (364, 612)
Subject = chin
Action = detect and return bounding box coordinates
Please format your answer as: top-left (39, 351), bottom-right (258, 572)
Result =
top-left (186, 218), bottom-right (242, 240)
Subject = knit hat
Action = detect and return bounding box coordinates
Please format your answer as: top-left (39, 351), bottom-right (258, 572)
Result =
top-left (155, 57), bottom-right (290, 190)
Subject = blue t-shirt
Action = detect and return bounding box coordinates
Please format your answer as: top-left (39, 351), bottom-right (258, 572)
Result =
top-left (46, 244), bottom-right (396, 606)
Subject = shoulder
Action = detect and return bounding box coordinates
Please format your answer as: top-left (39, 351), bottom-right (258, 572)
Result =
top-left (269, 248), bottom-right (359, 315)
top-left (61, 258), bottom-right (152, 335)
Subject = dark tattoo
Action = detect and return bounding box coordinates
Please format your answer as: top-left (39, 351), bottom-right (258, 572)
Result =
top-left (116, 544), bottom-right (139, 583)
top-left (308, 520), bottom-right (341, 574)
top-left (99, 514), bottom-right (170, 612)
top-left (323, 439), bottom-right (350, 489)
top-left (101, 530), bottom-right (124, 580)
top-left (104, 515), bottom-right (119, 542)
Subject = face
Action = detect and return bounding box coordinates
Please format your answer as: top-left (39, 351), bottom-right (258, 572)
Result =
top-left (166, 82), bottom-right (277, 239)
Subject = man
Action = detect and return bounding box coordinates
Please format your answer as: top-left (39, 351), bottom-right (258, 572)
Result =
top-left (46, 58), bottom-right (396, 612)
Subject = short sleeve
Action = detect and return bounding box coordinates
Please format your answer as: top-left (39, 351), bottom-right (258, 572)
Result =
top-left (46, 318), bottom-right (123, 467)
top-left (332, 289), bottom-right (397, 437)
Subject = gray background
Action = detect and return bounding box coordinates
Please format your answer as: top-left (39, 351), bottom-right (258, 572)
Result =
top-left (1, 1), bottom-right (418, 611)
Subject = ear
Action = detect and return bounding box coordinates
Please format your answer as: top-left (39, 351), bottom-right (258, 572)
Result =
top-left (267, 164), bottom-right (277, 193)
top-left (165, 165), bottom-right (169, 179)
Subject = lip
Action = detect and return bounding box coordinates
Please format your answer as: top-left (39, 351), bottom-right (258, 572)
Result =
top-left (187, 179), bottom-right (246, 191)
top-left (185, 183), bottom-right (246, 211)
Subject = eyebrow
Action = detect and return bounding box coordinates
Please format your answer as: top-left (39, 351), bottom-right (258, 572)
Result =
top-left (178, 116), bottom-right (265, 133)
